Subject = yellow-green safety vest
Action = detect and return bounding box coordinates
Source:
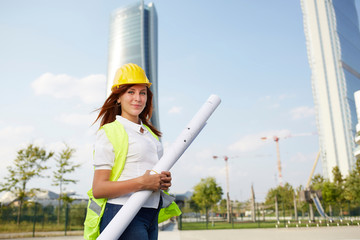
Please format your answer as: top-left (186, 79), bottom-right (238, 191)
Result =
top-left (83, 120), bottom-right (181, 240)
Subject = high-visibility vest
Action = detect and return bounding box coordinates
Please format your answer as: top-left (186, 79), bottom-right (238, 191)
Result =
top-left (83, 120), bottom-right (181, 240)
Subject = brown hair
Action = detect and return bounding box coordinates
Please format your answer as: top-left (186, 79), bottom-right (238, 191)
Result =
top-left (94, 84), bottom-right (162, 137)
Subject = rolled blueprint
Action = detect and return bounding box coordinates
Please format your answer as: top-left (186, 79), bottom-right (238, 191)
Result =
top-left (97, 94), bottom-right (221, 240)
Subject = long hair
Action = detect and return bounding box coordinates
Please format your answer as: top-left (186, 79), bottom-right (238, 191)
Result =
top-left (94, 84), bottom-right (162, 137)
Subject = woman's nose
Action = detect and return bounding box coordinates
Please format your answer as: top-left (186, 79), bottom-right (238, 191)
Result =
top-left (134, 93), bottom-right (141, 101)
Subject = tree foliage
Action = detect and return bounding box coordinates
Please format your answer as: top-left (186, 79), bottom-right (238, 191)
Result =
top-left (264, 182), bottom-right (294, 210)
top-left (218, 199), bottom-right (227, 214)
top-left (0, 144), bottom-right (53, 224)
top-left (310, 174), bottom-right (325, 191)
top-left (191, 177), bottom-right (223, 221)
top-left (332, 166), bottom-right (344, 185)
top-left (187, 198), bottom-right (201, 213)
top-left (52, 144), bottom-right (79, 199)
top-left (52, 144), bottom-right (80, 224)
top-left (315, 166), bottom-right (345, 206)
top-left (308, 163), bottom-right (360, 216)
top-left (344, 158), bottom-right (360, 202)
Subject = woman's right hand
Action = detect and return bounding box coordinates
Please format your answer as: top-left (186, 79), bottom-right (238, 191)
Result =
top-left (140, 170), bottom-right (163, 191)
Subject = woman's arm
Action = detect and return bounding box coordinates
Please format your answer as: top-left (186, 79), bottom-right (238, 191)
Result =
top-left (92, 170), bottom-right (166, 199)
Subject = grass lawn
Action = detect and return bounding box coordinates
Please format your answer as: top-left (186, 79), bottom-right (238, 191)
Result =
top-left (181, 221), bottom-right (277, 230)
top-left (180, 220), bottom-right (360, 230)
top-left (0, 222), bottom-right (83, 233)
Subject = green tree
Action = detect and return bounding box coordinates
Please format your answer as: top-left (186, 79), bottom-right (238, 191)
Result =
top-left (332, 166), bottom-right (344, 185)
top-left (264, 183), bottom-right (294, 211)
top-left (319, 166), bottom-right (345, 216)
top-left (310, 174), bottom-right (325, 191)
top-left (52, 144), bottom-right (80, 224)
top-left (188, 198), bottom-right (201, 214)
top-left (0, 144), bottom-right (53, 224)
top-left (344, 158), bottom-right (360, 203)
top-left (191, 177), bottom-right (223, 224)
top-left (332, 166), bottom-right (345, 214)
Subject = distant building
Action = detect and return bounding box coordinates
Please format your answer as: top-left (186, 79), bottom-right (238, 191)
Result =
top-left (301, 0), bottom-right (360, 179)
top-left (354, 91), bottom-right (360, 157)
top-left (106, 0), bottom-right (160, 130)
top-left (173, 191), bottom-right (193, 209)
top-left (0, 189), bottom-right (86, 207)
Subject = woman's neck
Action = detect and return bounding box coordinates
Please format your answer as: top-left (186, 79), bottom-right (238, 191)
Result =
top-left (121, 114), bottom-right (140, 124)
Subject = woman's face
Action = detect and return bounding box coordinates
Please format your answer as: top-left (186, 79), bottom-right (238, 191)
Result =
top-left (117, 84), bottom-right (147, 123)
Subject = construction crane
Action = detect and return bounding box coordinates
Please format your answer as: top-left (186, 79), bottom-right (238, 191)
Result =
top-left (261, 136), bottom-right (284, 186)
top-left (213, 155), bottom-right (240, 223)
top-left (261, 132), bottom-right (316, 187)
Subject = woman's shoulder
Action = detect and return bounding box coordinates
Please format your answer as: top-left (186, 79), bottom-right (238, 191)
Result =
top-left (102, 119), bottom-right (124, 130)
top-left (101, 120), bottom-right (127, 139)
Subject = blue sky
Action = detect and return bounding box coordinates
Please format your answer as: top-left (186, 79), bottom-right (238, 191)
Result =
top-left (0, 0), bottom-right (345, 202)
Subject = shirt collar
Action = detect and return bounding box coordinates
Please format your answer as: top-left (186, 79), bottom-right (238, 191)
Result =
top-left (116, 115), bottom-right (147, 134)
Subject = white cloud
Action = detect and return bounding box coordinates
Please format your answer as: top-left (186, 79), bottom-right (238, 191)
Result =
top-left (168, 106), bottom-right (182, 114)
top-left (290, 106), bottom-right (315, 120)
top-left (0, 125), bottom-right (37, 182)
top-left (228, 129), bottom-right (292, 153)
top-left (228, 134), bottom-right (266, 152)
top-left (55, 113), bottom-right (95, 126)
top-left (31, 73), bottom-right (106, 104)
top-left (0, 125), bottom-right (35, 141)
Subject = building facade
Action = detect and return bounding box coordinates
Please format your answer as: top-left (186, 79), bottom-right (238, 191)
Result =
top-left (301, 0), bottom-right (360, 179)
top-left (354, 90), bottom-right (360, 156)
top-left (106, 0), bottom-right (160, 130)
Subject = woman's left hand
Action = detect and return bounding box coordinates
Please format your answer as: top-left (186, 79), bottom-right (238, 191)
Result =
top-left (160, 171), bottom-right (172, 191)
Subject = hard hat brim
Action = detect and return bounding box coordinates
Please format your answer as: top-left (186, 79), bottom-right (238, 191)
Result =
top-left (111, 82), bottom-right (152, 91)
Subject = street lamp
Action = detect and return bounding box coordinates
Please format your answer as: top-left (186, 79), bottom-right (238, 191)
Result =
top-left (213, 155), bottom-right (231, 223)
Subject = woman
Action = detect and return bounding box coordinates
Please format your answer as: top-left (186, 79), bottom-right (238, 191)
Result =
top-left (86, 63), bottom-right (175, 240)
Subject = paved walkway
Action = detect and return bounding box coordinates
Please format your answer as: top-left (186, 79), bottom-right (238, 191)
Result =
top-left (159, 221), bottom-right (181, 240)
top-left (3, 224), bottom-right (360, 240)
top-left (173, 226), bottom-right (360, 240)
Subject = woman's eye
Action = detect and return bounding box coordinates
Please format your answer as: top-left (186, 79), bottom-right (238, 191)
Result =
top-left (128, 91), bottom-right (134, 94)
top-left (140, 92), bottom-right (146, 95)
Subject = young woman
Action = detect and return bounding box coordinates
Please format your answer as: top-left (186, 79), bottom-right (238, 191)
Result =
top-left (89, 63), bottom-right (173, 240)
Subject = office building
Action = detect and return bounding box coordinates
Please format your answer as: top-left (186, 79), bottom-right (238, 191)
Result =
top-left (301, 0), bottom-right (360, 179)
top-left (354, 91), bottom-right (360, 156)
top-left (106, 0), bottom-right (160, 129)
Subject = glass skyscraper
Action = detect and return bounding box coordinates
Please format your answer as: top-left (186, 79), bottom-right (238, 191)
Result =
top-left (301, 0), bottom-right (360, 179)
top-left (106, 0), bottom-right (160, 130)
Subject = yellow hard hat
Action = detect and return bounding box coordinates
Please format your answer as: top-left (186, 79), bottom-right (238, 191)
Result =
top-left (112, 63), bottom-right (152, 91)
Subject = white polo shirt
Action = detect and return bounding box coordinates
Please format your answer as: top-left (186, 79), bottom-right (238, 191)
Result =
top-left (93, 115), bottom-right (163, 208)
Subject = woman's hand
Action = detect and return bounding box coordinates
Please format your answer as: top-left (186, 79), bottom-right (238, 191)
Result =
top-left (160, 171), bottom-right (172, 191)
top-left (140, 170), bottom-right (162, 191)
top-left (139, 170), bottom-right (172, 192)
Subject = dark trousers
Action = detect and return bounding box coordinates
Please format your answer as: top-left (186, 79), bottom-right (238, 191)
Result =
top-left (99, 199), bottom-right (162, 240)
